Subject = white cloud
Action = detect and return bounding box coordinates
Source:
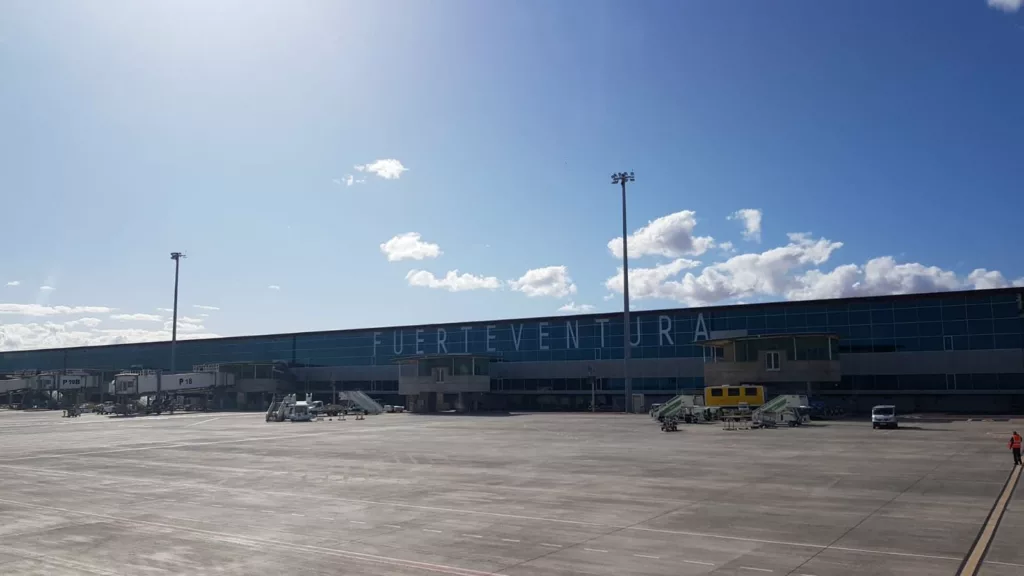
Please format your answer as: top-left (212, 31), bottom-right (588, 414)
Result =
top-left (558, 301), bottom-right (594, 313)
top-left (607, 210), bottom-right (715, 260)
top-left (110, 313), bottom-right (163, 322)
top-left (604, 258), bottom-right (704, 303)
top-left (66, 317), bottom-right (102, 328)
top-left (406, 269), bottom-right (501, 292)
top-left (508, 266), bottom-right (578, 298)
top-left (988, 0), bottom-right (1022, 13)
top-left (0, 320), bottom-right (218, 352)
top-left (39, 285), bottom-right (54, 291)
top-left (333, 174), bottom-right (365, 187)
top-left (0, 304), bottom-right (115, 317)
top-left (354, 159), bottom-right (408, 180)
top-left (5, 281), bottom-right (19, 287)
top-left (198, 313), bottom-right (209, 318)
top-left (164, 318), bottom-right (206, 333)
top-left (602, 215), bottom-right (1023, 306)
top-left (728, 208), bottom-right (763, 243)
top-left (719, 241), bottom-right (736, 253)
top-left (380, 232), bottom-right (442, 262)
top-left (193, 304), bottom-right (220, 311)
top-left (268, 285), bottom-right (281, 290)
top-left (787, 258), bottom-right (1024, 301)
top-left (156, 308), bottom-right (173, 313)
top-left (606, 233), bottom-right (842, 306)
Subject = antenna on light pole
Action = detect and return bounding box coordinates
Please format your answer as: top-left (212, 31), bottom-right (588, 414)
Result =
top-left (169, 252), bottom-right (186, 379)
top-left (611, 171), bottom-right (635, 413)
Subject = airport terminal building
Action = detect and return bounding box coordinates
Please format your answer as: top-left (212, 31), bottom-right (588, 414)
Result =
top-left (1, 288), bottom-right (1023, 414)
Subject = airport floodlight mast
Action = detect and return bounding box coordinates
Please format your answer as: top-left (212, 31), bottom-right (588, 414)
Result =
top-left (611, 171), bottom-right (635, 412)
top-left (169, 252), bottom-right (186, 379)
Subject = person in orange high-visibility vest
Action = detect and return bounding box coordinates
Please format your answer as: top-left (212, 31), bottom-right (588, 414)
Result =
top-left (1010, 431), bottom-right (1022, 466)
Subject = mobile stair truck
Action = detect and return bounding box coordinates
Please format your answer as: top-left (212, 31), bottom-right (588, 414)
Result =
top-left (653, 393), bottom-right (705, 423)
top-left (752, 394), bottom-right (812, 428)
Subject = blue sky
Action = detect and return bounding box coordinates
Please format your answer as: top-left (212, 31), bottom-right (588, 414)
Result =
top-left (1, 0), bottom-right (1022, 351)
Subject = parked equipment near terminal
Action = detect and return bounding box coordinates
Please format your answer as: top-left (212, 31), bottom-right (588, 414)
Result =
top-left (266, 394), bottom-right (317, 422)
top-left (661, 416), bottom-right (679, 432)
top-left (752, 394), bottom-right (811, 428)
top-left (703, 385), bottom-right (765, 412)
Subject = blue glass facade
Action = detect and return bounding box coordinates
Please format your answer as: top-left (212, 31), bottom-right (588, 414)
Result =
top-left (2, 289), bottom-right (1022, 388)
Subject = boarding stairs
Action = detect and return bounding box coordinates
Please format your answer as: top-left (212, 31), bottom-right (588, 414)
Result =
top-left (338, 391), bottom-right (384, 415)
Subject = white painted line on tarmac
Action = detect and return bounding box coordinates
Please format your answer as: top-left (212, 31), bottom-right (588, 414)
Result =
top-left (0, 461), bottom-right (966, 565)
top-left (583, 548), bottom-right (607, 553)
top-left (682, 560), bottom-right (715, 566)
top-left (828, 546), bottom-right (960, 561)
top-left (291, 513), bottom-right (305, 517)
top-left (740, 568), bottom-right (773, 573)
top-left (0, 498), bottom-right (499, 576)
top-left (4, 430), bottom-right (338, 461)
top-left (350, 521), bottom-right (366, 525)
top-left (540, 543), bottom-right (562, 548)
top-left (423, 529), bottom-right (442, 533)
top-left (384, 524), bottom-right (403, 529)
top-left (462, 534), bottom-right (483, 539)
top-left (184, 417), bottom-right (221, 427)
top-left (261, 510), bottom-right (274, 514)
top-left (987, 560), bottom-right (1024, 568)
top-left (501, 539), bottom-right (520, 543)
top-left (211, 504), bottom-right (223, 508)
top-left (633, 554), bottom-right (660, 559)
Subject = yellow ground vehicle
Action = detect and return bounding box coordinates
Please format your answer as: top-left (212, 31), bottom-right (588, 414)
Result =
top-left (703, 385), bottom-right (765, 410)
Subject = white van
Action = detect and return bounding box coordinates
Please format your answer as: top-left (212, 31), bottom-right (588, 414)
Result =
top-left (871, 405), bottom-right (898, 429)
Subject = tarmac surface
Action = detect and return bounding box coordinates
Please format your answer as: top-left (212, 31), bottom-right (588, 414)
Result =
top-left (0, 409), bottom-right (1020, 576)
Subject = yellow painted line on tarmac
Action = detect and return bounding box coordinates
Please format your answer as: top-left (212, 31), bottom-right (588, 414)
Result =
top-left (957, 465), bottom-right (1021, 576)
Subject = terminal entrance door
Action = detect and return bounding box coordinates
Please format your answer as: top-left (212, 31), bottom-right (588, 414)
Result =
top-left (632, 393), bottom-right (645, 414)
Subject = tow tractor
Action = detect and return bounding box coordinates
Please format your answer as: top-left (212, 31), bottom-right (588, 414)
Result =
top-left (661, 416), bottom-right (679, 432)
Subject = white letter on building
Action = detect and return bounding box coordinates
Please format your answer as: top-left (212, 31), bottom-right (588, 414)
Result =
top-left (658, 316), bottom-right (673, 346)
top-left (373, 332), bottom-right (382, 357)
top-left (631, 316), bottom-right (642, 347)
top-left (566, 320), bottom-right (579, 349)
top-left (486, 325), bottom-right (496, 352)
top-left (539, 322), bottom-right (549, 350)
top-left (693, 313), bottom-right (709, 341)
top-left (462, 326), bottom-right (472, 353)
top-left (596, 318), bottom-right (609, 347)
top-left (437, 328), bottom-right (448, 354)
top-left (415, 329), bottom-right (425, 355)
top-left (393, 331), bottom-right (404, 355)
top-left (511, 324), bottom-right (523, 351)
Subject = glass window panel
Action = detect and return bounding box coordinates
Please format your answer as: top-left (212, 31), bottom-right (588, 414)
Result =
top-left (993, 319), bottom-right (1020, 334)
top-left (917, 306), bottom-right (942, 321)
top-left (992, 302), bottom-right (1018, 319)
top-left (747, 315), bottom-right (766, 330)
top-left (872, 324), bottom-right (895, 338)
top-left (871, 308), bottom-right (894, 324)
top-left (995, 334), bottom-right (1023, 349)
top-left (893, 308), bottom-right (917, 323)
top-left (918, 321), bottom-right (944, 337)
top-left (849, 310), bottom-right (871, 325)
top-left (787, 314), bottom-right (807, 329)
top-left (872, 338), bottom-right (896, 353)
top-left (942, 305), bottom-right (966, 321)
top-left (943, 320), bottom-right (967, 336)
top-left (969, 335), bottom-right (994, 350)
top-left (966, 304), bottom-right (993, 320)
top-left (894, 323), bottom-right (918, 338)
top-left (766, 315), bottom-right (786, 330)
top-left (894, 337), bottom-right (919, 352)
top-left (827, 310), bottom-right (850, 326)
top-left (919, 337), bottom-right (944, 351)
top-left (849, 325), bottom-right (872, 339)
top-left (967, 319), bottom-right (994, 335)
top-left (806, 312), bottom-right (827, 327)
